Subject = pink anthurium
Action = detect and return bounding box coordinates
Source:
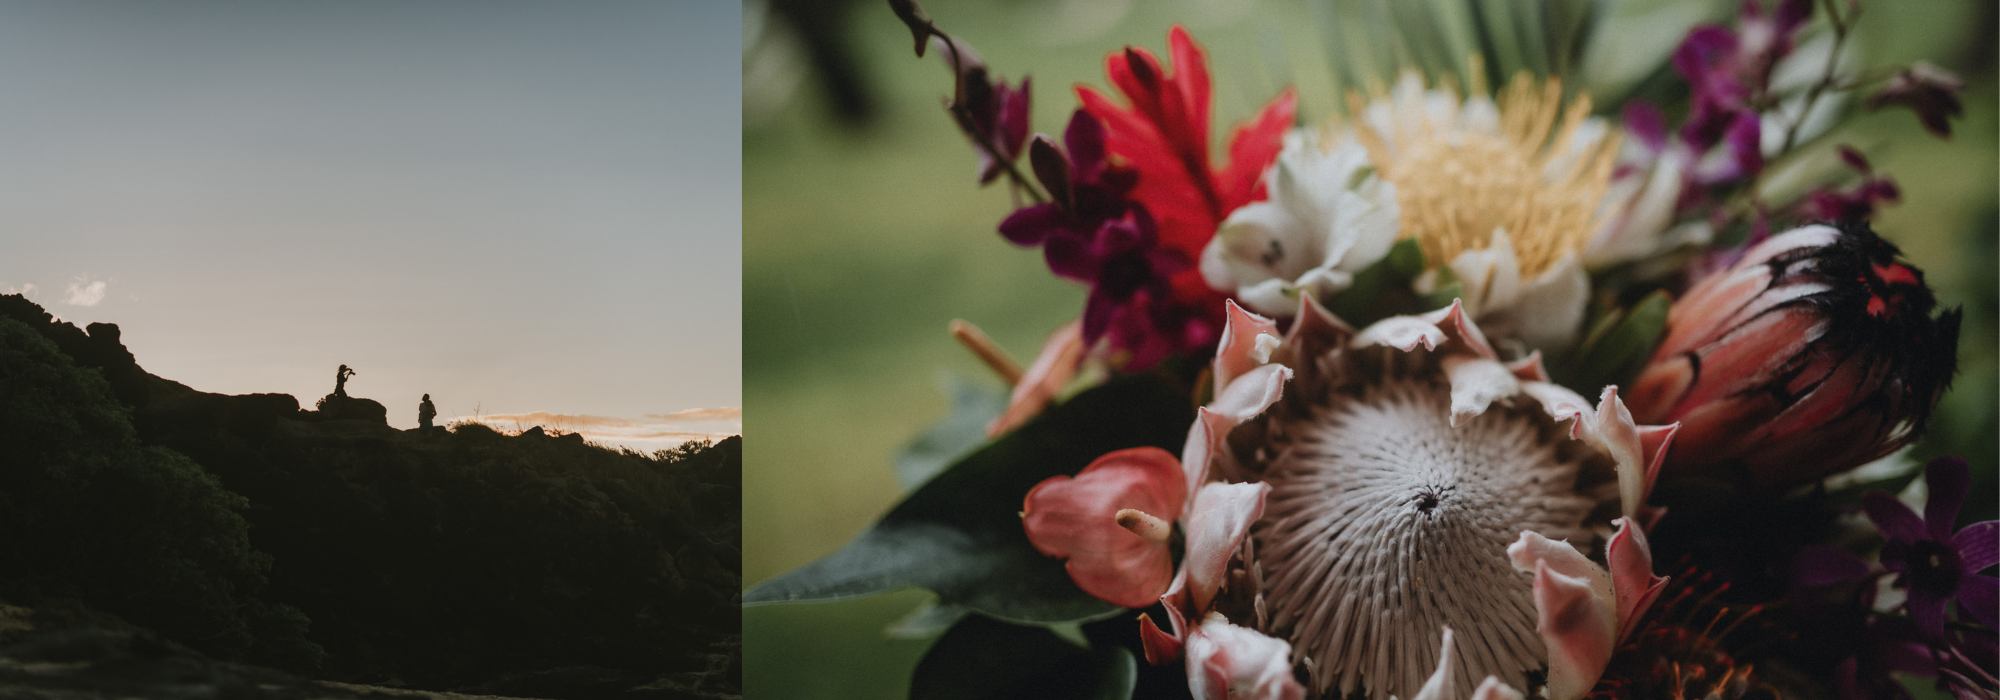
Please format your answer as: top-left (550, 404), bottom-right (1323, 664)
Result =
top-left (1022, 447), bottom-right (1186, 608)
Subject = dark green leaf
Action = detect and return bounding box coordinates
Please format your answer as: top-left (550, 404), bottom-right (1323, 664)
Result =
top-left (1326, 239), bottom-right (1440, 327)
top-left (886, 600), bottom-right (971, 640)
top-left (1387, 236), bottom-right (1426, 278)
top-left (744, 376), bottom-right (1194, 623)
top-left (896, 374), bottom-right (1008, 490)
top-left (910, 614), bottom-right (1137, 700)
top-left (1417, 276), bottom-right (1463, 313)
top-left (1561, 290), bottom-right (1670, 393)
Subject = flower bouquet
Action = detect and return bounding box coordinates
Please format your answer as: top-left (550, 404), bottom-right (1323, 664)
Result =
top-left (747, 1), bottom-right (1993, 697)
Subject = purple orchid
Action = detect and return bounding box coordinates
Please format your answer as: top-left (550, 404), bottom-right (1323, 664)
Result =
top-left (1863, 457), bottom-right (1999, 642)
top-left (1614, 0), bottom-right (1812, 222)
top-left (999, 110), bottom-right (1193, 365)
top-left (1804, 147), bottom-right (1902, 222)
top-left (1868, 62), bottom-right (1965, 139)
top-left (956, 69), bottom-right (1031, 185)
top-left (889, 0), bottom-right (1033, 188)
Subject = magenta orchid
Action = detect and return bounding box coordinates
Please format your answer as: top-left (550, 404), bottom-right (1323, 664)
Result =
top-left (1862, 457), bottom-right (1999, 641)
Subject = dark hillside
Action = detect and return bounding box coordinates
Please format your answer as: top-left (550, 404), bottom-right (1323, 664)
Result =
top-left (0, 295), bottom-right (740, 699)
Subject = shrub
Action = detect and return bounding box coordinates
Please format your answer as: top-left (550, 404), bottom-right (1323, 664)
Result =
top-left (0, 317), bottom-right (319, 667)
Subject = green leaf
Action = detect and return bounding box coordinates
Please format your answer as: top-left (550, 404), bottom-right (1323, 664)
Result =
top-left (1562, 290), bottom-right (1670, 393)
top-left (744, 376), bottom-right (1195, 623)
top-left (896, 374), bottom-right (1009, 490)
top-left (1325, 239), bottom-right (1436, 327)
top-left (886, 600), bottom-right (972, 640)
top-left (1387, 236), bottom-right (1427, 277)
top-left (909, 614), bottom-right (1137, 700)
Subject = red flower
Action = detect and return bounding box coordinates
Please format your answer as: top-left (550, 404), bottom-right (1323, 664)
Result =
top-left (1076, 26), bottom-right (1295, 363)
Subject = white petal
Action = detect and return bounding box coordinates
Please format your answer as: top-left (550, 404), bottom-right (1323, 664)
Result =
top-left (1511, 254), bottom-right (1590, 352)
top-left (1351, 316), bottom-right (1446, 352)
top-left (1187, 614), bottom-right (1306, 700)
top-left (1443, 355), bottom-right (1520, 426)
top-left (1448, 229), bottom-right (1523, 317)
top-left (1184, 482), bottom-right (1270, 612)
top-left (1408, 627), bottom-right (1455, 700)
top-left (1471, 677), bottom-right (1525, 700)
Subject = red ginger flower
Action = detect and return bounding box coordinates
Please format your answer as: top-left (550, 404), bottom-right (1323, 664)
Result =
top-left (1076, 25), bottom-right (1295, 365)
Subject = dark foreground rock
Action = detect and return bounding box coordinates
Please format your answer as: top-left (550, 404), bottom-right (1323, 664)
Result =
top-left (0, 603), bottom-right (551, 700)
top-left (0, 295), bottom-right (740, 700)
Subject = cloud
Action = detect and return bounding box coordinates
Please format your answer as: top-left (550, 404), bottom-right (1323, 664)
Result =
top-left (460, 409), bottom-right (740, 448)
top-left (646, 407), bottom-right (741, 422)
top-left (64, 277), bottom-right (107, 307)
top-left (3, 283), bottom-right (36, 297)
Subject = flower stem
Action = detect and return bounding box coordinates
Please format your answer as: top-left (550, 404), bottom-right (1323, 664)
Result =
top-left (950, 319), bottom-right (1025, 385)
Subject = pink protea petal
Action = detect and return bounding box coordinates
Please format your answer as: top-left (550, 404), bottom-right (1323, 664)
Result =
top-left (1182, 364), bottom-right (1292, 503)
top-left (1532, 561), bottom-right (1616, 700)
top-left (987, 321), bottom-right (1087, 438)
top-left (1593, 388), bottom-right (1646, 510)
top-left (1022, 447), bottom-right (1188, 608)
top-left (1520, 381), bottom-right (1594, 435)
top-left (1140, 612), bottom-right (1185, 664)
top-left (1214, 363), bottom-right (1292, 422)
top-left (1606, 518), bottom-right (1668, 641)
top-left (1549, 386), bottom-right (1667, 519)
top-left (1181, 408), bottom-right (1228, 512)
top-left (1216, 299), bottom-right (1281, 393)
top-left (1410, 627), bottom-right (1457, 700)
top-left (1471, 677), bottom-right (1527, 700)
top-left (1185, 481), bottom-right (1270, 612)
top-left (1652, 263), bottom-right (1771, 361)
top-left (1186, 613), bottom-right (1306, 700)
top-left (1627, 354), bottom-right (1694, 425)
top-left (1507, 531), bottom-right (1609, 591)
top-left (1636, 424), bottom-right (1678, 499)
top-left (1351, 314), bottom-right (1447, 352)
top-left (1420, 297), bottom-right (1499, 360)
top-left (1161, 567), bottom-right (1191, 638)
top-left (1280, 292), bottom-right (1355, 363)
top-left (1739, 223), bottom-right (1841, 268)
top-left (1442, 355), bottom-right (1521, 426)
top-left (1507, 350), bottom-right (1550, 383)
top-left (1508, 532), bottom-right (1616, 700)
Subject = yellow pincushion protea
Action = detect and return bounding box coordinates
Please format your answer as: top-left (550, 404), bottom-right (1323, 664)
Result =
top-left (1350, 70), bottom-right (1619, 352)
top-left (1350, 72), bottom-right (1620, 282)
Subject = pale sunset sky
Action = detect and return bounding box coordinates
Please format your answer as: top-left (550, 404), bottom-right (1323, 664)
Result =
top-left (0, 1), bottom-right (740, 448)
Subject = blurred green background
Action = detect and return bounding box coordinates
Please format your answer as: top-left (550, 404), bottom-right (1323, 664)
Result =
top-left (743, 0), bottom-right (1997, 697)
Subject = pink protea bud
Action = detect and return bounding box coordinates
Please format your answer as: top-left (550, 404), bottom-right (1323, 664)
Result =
top-left (1629, 222), bottom-right (1960, 492)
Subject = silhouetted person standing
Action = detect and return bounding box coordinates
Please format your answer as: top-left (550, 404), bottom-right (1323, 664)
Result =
top-left (334, 364), bottom-right (356, 398)
top-left (418, 394), bottom-right (436, 432)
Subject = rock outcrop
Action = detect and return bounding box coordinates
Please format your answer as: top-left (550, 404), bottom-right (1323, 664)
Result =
top-left (0, 295), bottom-right (740, 699)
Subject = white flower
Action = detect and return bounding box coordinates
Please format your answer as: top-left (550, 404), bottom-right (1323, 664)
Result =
top-left (1201, 129), bottom-right (1400, 319)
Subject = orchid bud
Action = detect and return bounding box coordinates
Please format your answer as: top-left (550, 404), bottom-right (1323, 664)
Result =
top-left (1628, 222), bottom-right (1959, 492)
top-left (1866, 62), bottom-right (1964, 139)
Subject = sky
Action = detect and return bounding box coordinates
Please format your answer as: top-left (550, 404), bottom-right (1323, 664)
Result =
top-left (0, 0), bottom-right (740, 447)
